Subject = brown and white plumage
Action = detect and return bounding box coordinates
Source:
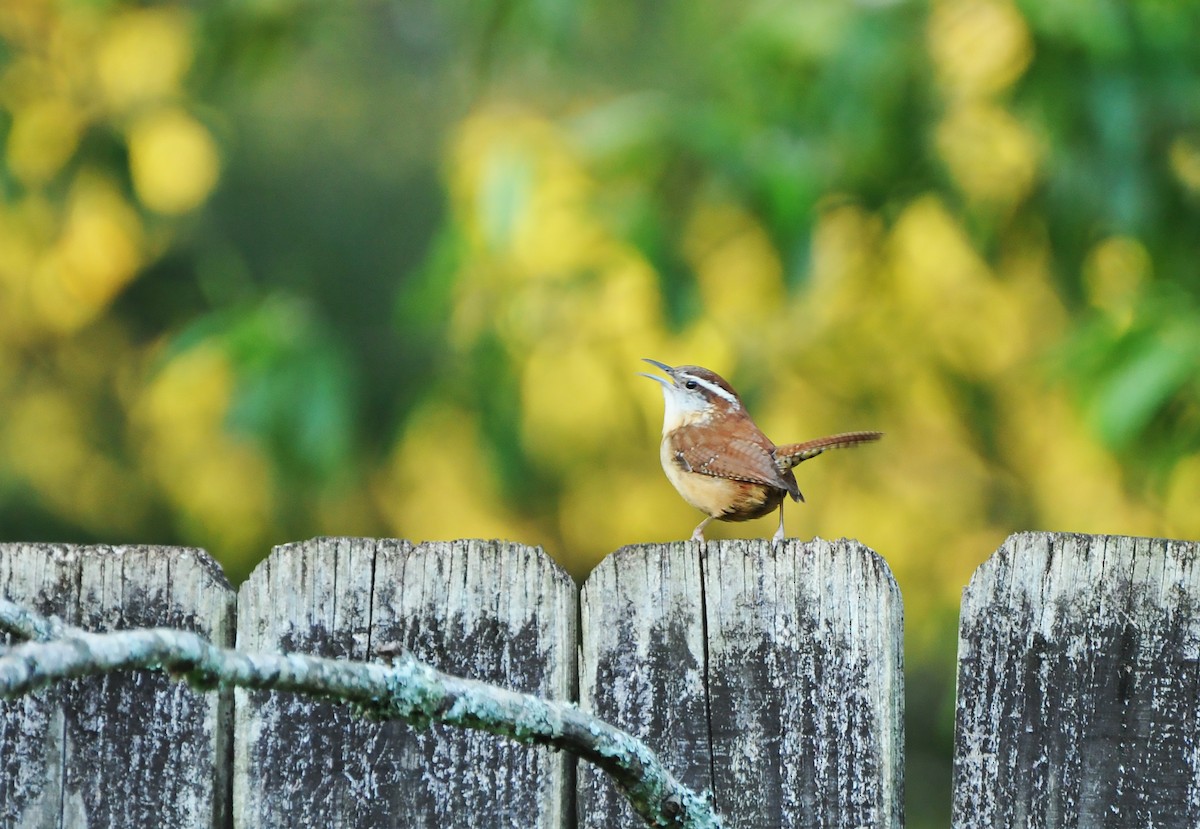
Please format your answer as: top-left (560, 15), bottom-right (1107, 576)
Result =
top-left (775, 430), bottom-right (886, 474)
top-left (641, 359), bottom-right (881, 542)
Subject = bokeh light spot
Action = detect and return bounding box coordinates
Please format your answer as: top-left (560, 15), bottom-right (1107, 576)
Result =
top-left (128, 108), bottom-right (220, 215)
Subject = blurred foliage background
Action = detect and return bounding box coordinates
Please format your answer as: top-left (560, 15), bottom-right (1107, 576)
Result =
top-left (2, 0), bottom-right (1199, 823)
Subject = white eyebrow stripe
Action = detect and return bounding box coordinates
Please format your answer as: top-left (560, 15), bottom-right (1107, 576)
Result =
top-left (682, 374), bottom-right (741, 408)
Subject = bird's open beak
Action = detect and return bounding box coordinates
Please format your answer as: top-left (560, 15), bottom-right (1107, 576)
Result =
top-left (638, 358), bottom-right (674, 388)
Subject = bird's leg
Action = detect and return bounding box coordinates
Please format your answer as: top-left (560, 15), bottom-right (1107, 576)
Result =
top-left (772, 506), bottom-right (786, 543)
top-left (691, 516), bottom-right (713, 542)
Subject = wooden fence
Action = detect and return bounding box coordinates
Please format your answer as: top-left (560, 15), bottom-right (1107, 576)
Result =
top-left (0, 531), bottom-right (1197, 827)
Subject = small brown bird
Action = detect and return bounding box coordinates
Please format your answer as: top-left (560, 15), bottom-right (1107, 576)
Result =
top-left (640, 359), bottom-right (882, 542)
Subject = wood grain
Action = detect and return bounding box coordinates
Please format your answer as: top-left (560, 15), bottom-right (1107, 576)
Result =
top-left (579, 538), bottom-right (904, 828)
top-left (578, 541), bottom-right (712, 827)
top-left (234, 537), bottom-right (576, 829)
top-left (0, 543), bottom-right (235, 828)
top-left (953, 531), bottom-right (1200, 828)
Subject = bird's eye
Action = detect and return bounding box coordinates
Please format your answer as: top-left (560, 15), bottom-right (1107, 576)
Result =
top-left (684, 380), bottom-right (698, 390)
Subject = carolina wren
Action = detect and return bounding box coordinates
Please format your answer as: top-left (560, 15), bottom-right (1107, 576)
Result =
top-left (640, 359), bottom-right (882, 542)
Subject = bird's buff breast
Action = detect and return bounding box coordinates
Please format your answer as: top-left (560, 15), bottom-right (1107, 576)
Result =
top-left (660, 438), bottom-right (783, 522)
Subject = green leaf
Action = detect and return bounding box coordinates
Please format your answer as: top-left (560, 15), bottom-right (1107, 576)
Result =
top-left (1089, 323), bottom-right (1200, 449)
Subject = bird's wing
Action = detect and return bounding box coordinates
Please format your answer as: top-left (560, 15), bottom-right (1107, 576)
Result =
top-left (774, 430), bottom-right (883, 470)
top-left (671, 426), bottom-right (797, 494)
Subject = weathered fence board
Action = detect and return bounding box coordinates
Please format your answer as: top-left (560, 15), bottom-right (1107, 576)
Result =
top-left (233, 537), bottom-right (576, 829)
top-left (0, 543), bottom-right (235, 828)
top-left (8, 531), bottom-right (1200, 828)
top-left (953, 531), bottom-right (1200, 828)
top-left (577, 541), bottom-right (713, 827)
top-left (579, 538), bottom-right (905, 828)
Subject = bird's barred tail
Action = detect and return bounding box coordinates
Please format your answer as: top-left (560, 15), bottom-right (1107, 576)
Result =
top-left (774, 430), bottom-right (883, 469)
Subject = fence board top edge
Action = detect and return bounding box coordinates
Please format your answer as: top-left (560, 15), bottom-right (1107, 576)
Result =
top-left (0, 542), bottom-right (232, 594)
top-left (413, 537), bottom-right (576, 587)
top-left (584, 536), bottom-right (900, 594)
top-left (583, 539), bottom-right (702, 584)
top-left (244, 536), bottom-right (575, 591)
top-left (963, 530), bottom-right (1200, 610)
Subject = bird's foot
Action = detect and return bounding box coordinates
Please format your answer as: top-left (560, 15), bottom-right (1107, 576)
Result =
top-left (772, 510), bottom-right (786, 543)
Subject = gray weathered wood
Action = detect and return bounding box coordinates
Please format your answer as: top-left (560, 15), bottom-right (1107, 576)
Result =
top-left (0, 543), bottom-right (235, 828)
top-left (233, 536), bottom-right (576, 829)
top-left (579, 538), bottom-right (905, 828)
top-left (953, 531), bottom-right (1200, 828)
top-left (578, 541), bottom-right (712, 827)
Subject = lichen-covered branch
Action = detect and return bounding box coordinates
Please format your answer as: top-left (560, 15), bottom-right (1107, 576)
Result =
top-left (0, 597), bottom-right (722, 829)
